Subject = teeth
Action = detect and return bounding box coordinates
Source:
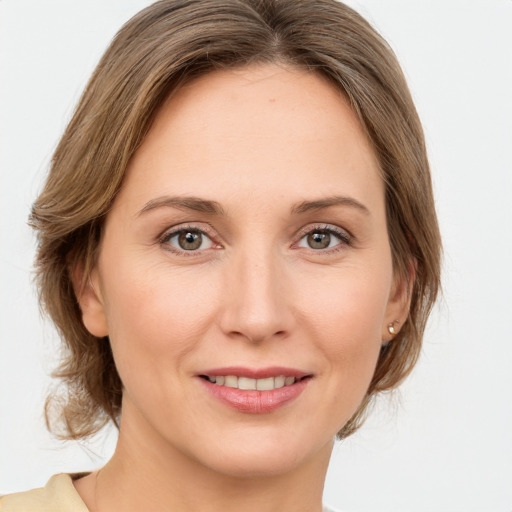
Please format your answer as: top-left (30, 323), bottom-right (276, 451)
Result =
top-left (238, 377), bottom-right (257, 390)
top-left (224, 375), bottom-right (238, 388)
top-left (274, 375), bottom-right (285, 388)
top-left (285, 376), bottom-right (295, 386)
top-left (256, 377), bottom-right (275, 391)
top-left (207, 375), bottom-right (298, 390)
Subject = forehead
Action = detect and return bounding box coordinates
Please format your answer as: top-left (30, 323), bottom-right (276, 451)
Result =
top-left (118, 63), bottom-right (383, 216)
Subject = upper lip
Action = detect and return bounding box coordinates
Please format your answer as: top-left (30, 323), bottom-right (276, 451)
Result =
top-left (197, 366), bottom-right (312, 379)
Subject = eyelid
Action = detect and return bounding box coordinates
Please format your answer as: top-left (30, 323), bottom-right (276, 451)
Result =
top-left (157, 222), bottom-right (352, 257)
top-left (294, 223), bottom-right (352, 251)
top-left (158, 223), bottom-right (222, 256)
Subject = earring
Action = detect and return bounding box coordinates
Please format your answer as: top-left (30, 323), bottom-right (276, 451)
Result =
top-left (387, 322), bottom-right (398, 335)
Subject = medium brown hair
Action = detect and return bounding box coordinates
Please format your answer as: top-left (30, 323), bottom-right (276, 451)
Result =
top-left (30, 0), bottom-right (441, 440)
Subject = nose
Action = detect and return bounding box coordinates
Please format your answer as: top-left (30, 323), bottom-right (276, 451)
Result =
top-left (218, 248), bottom-right (295, 344)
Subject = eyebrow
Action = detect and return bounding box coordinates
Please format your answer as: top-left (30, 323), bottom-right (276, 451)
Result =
top-left (291, 196), bottom-right (370, 216)
top-left (137, 194), bottom-right (369, 217)
top-left (137, 196), bottom-right (225, 216)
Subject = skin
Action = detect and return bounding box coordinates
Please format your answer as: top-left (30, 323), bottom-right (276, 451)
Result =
top-left (73, 63), bottom-right (409, 512)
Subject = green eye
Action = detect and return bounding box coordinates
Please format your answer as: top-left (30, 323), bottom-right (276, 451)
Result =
top-left (298, 227), bottom-right (350, 251)
top-left (307, 232), bottom-right (332, 249)
top-left (178, 231), bottom-right (203, 250)
top-left (165, 229), bottom-right (214, 252)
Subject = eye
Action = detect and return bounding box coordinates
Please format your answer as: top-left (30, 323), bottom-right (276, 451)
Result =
top-left (297, 226), bottom-right (350, 251)
top-left (162, 228), bottom-right (214, 252)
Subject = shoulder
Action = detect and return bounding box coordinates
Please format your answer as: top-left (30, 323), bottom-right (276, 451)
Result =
top-left (0, 474), bottom-right (89, 512)
top-left (1, 479), bottom-right (343, 512)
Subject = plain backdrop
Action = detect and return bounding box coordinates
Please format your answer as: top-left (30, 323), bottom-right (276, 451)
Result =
top-left (1, 1), bottom-right (511, 511)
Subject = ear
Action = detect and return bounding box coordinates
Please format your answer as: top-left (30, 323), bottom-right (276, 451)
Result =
top-left (382, 259), bottom-right (416, 343)
top-left (70, 262), bottom-right (109, 338)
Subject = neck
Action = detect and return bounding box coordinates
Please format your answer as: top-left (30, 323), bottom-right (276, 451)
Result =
top-left (78, 402), bottom-right (333, 512)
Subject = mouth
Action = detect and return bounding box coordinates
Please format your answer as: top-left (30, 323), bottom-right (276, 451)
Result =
top-left (199, 374), bottom-right (311, 391)
top-left (197, 367), bottom-right (313, 414)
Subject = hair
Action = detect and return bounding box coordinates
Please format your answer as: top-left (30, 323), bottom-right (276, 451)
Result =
top-left (30, 0), bottom-right (441, 440)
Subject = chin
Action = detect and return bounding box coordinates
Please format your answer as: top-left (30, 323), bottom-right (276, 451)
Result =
top-left (203, 451), bottom-right (307, 479)
top-left (192, 426), bottom-right (334, 479)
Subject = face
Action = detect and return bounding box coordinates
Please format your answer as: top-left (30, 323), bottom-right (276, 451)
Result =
top-left (79, 64), bottom-right (408, 478)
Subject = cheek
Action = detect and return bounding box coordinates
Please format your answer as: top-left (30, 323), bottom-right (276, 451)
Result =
top-left (300, 261), bottom-right (391, 347)
top-left (100, 258), bottom-right (220, 386)
top-left (297, 263), bottom-right (391, 407)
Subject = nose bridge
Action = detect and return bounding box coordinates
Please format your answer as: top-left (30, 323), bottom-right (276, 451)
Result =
top-left (219, 243), bottom-right (292, 343)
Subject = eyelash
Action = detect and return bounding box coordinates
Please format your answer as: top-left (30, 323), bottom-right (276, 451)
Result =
top-left (295, 224), bottom-right (352, 254)
top-left (159, 224), bottom-right (219, 257)
top-left (158, 223), bottom-right (352, 257)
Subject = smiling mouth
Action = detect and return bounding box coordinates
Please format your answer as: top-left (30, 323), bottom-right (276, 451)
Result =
top-left (199, 374), bottom-right (311, 391)
top-left (198, 369), bottom-right (313, 413)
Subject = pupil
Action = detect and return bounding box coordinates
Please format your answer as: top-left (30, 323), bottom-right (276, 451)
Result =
top-left (178, 231), bottom-right (202, 250)
top-left (308, 232), bottom-right (330, 249)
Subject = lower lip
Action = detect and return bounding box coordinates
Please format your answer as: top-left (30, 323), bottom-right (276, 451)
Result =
top-left (199, 377), bottom-right (310, 414)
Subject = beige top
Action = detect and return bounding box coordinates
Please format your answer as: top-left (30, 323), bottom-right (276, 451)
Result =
top-left (0, 474), bottom-right (341, 512)
top-left (0, 474), bottom-right (89, 512)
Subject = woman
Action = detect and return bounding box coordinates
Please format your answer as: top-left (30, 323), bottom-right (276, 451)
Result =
top-left (0, 0), bottom-right (441, 510)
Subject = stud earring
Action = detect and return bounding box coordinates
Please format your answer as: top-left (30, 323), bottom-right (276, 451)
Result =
top-left (387, 322), bottom-right (398, 335)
